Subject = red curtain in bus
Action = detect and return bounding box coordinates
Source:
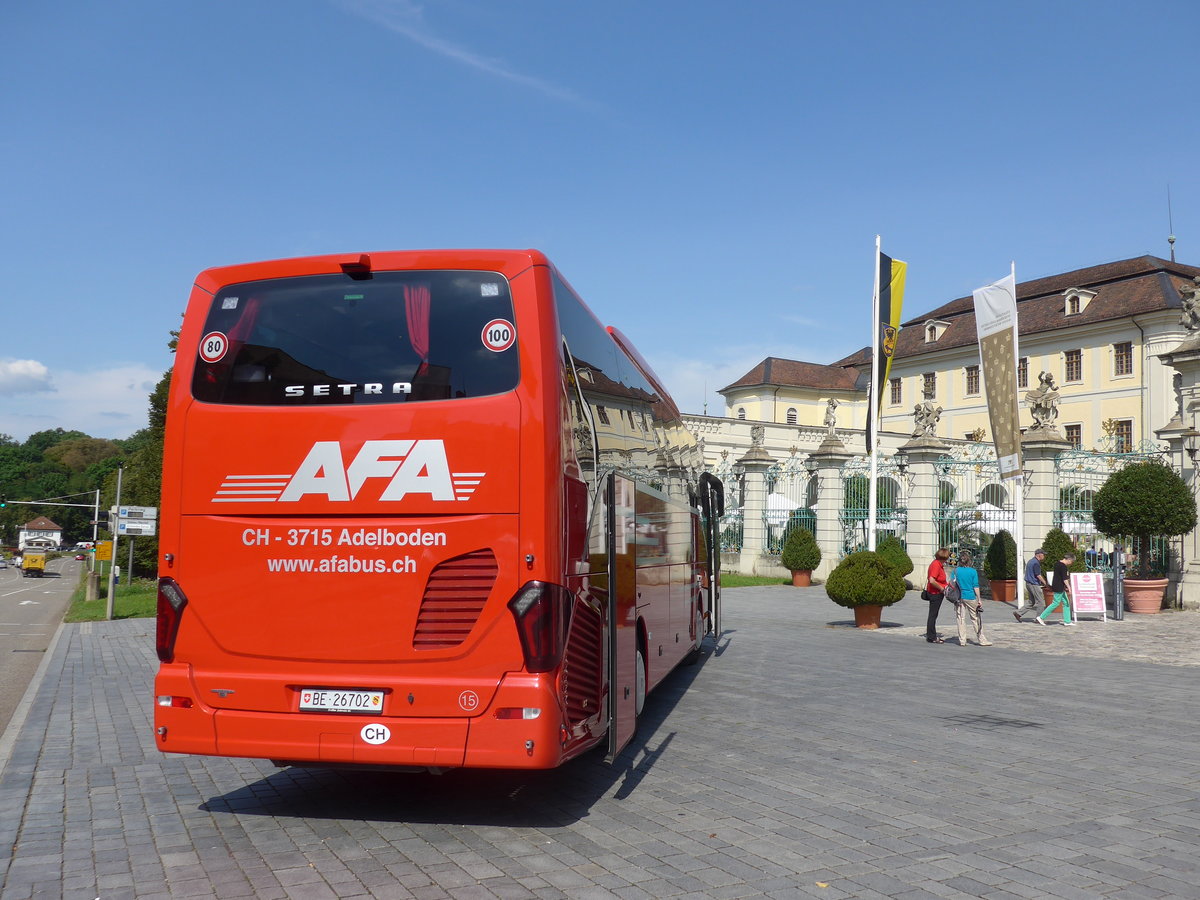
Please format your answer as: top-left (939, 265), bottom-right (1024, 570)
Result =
top-left (404, 283), bottom-right (431, 374)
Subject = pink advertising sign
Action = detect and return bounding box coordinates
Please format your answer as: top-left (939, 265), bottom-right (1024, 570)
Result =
top-left (1069, 572), bottom-right (1107, 621)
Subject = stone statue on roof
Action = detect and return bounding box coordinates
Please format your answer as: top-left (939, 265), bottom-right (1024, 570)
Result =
top-left (1025, 370), bottom-right (1061, 431)
top-left (1180, 276), bottom-right (1200, 332)
top-left (911, 384), bottom-right (942, 438)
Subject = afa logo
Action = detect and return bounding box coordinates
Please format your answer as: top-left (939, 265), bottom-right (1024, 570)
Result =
top-left (212, 440), bottom-right (485, 503)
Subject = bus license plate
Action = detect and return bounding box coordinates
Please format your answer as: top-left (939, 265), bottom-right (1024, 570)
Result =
top-left (298, 688), bottom-right (385, 714)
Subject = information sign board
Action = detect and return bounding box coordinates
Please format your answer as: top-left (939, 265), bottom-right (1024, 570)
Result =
top-left (94, 541), bottom-right (113, 561)
top-left (117, 518), bottom-right (157, 536)
top-left (1069, 572), bottom-right (1107, 622)
top-left (118, 505), bottom-right (158, 520)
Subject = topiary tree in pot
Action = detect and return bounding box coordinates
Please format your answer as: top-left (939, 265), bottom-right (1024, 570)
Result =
top-left (781, 526), bottom-right (821, 586)
top-left (825, 550), bottom-right (906, 628)
top-left (982, 528), bottom-right (1018, 604)
top-left (875, 536), bottom-right (914, 587)
top-left (1040, 526), bottom-right (1086, 600)
top-left (1091, 461), bottom-right (1197, 612)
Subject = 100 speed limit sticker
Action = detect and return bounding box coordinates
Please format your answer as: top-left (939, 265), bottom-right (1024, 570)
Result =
top-left (481, 319), bottom-right (516, 352)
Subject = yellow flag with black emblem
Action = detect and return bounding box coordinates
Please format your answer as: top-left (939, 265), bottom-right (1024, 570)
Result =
top-left (868, 251), bottom-right (906, 449)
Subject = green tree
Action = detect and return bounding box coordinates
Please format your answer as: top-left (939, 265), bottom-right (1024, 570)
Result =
top-left (1092, 461), bottom-right (1197, 579)
top-left (983, 529), bottom-right (1018, 580)
top-left (875, 535), bottom-right (914, 577)
top-left (825, 551), bottom-right (907, 608)
top-left (1041, 527), bottom-right (1086, 574)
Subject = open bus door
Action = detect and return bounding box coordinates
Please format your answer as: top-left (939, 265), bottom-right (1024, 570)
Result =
top-left (699, 473), bottom-right (724, 638)
top-left (605, 473), bottom-right (638, 763)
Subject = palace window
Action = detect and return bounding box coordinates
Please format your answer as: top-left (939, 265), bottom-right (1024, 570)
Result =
top-left (737, 408), bottom-right (746, 420)
top-left (1113, 419), bottom-right (1133, 452)
top-left (922, 372), bottom-right (936, 398)
top-left (1114, 341), bottom-right (1133, 377)
top-left (1017, 357), bottom-right (1028, 389)
top-left (597, 405), bottom-right (610, 425)
top-left (1065, 424), bottom-right (1082, 449)
top-left (786, 408), bottom-right (797, 425)
top-left (965, 365), bottom-right (980, 396)
top-left (890, 377), bottom-right (902, 405)
top-left (1065, 349), bottom-right (1082, 383)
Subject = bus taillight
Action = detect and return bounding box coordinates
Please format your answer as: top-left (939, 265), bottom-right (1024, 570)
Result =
top-left (507, 582), bottom-right (572, 673)
top-left (156, 577), bottom-right (188, 663)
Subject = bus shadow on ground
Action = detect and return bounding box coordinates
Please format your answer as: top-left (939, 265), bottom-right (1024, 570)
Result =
top-left (199, 633), bottom-right (723, 827)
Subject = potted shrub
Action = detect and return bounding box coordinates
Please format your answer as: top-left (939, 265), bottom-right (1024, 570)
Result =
top-left (824, 550), bottom-right (906, 628)
top-left (983, 528), bottom-right (1018, 604)
top-left (1040, 527), bottom-right (1087, 603)
top-left (1092, 461), bottom-right (1197, 613)
top-left (875, 536), bottom-right (914, 588)
top-left (781, 526), bottom-right (821, 587)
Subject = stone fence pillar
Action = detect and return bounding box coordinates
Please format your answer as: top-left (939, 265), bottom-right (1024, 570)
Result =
top-left (809, 435), bottom-right (853, 579)
top-left (899, 438), bottom-right (948, 569)
top-left (1021, 433), bottom-right (1071, 558)
top-left (736, 443), bottom-right (774, 576)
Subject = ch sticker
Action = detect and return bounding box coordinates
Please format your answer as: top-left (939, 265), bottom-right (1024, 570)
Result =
top-left (360, 723), bottom-right (391, 744)
top-left (199, 332), bottom-right (229, 363)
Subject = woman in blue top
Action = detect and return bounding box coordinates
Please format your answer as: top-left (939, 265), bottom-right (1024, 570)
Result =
top-left (953, 550), bottom-right (992, 647)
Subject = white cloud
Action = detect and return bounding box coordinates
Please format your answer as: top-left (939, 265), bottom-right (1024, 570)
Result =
top-left (0, 359), bottom-right (54, 395)
top-left (335, 0), bottom-right (583, 104)
top-left (0, 363), bottom-right (163, 442)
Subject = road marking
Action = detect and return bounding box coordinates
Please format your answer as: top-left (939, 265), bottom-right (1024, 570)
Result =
top-left (19, 601), bottom-right (40, 606)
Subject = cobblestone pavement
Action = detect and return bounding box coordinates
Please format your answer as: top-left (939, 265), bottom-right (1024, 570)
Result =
top-left (2, 587), bottom-right (1200, 899)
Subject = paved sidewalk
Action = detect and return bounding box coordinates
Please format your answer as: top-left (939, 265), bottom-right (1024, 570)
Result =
top-left (2, 588), bottom-right (1200, 899)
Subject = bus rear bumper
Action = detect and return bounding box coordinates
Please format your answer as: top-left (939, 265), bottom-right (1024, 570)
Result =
top-left (153, 669), bottom-right (575, 769)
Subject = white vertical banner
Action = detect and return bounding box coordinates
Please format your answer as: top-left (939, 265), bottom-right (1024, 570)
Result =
top-left (973, 265), bottom-right (1024, 579)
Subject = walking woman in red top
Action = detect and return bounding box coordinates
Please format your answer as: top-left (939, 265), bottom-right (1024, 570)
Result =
top-left (925, 547), bottom-right (951, 643)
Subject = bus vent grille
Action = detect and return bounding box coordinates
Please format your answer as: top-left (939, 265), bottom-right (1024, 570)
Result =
top-left (413, 549), bottom-right (497, 649)
top-left (563, 599), bottom-right (603, 723)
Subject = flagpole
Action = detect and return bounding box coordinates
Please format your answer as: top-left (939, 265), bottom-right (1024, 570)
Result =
top-left (1010, 260), bottom-right (1025, 593)
top-left (868, 235), bottom-right (881, 551)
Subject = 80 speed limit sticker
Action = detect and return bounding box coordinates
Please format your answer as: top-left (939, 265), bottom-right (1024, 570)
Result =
top-left (481, 319), bottom-right (516, 352)
top-left (199, 331), bottom-right (229, 363)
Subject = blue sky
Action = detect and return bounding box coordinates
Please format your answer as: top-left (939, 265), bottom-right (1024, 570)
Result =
top-left (3, 0), bottom-right (1198, 441)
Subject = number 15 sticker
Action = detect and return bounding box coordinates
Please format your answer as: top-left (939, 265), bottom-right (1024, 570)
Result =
top-left (481, 319), bottom-right (516, 352)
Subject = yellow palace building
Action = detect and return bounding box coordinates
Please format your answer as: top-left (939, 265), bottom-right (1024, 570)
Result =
top-left (721, 255), bottom-right (1200, 450)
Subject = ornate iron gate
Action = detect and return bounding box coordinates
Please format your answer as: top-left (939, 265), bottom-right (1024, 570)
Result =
top-left (838, 456), bottom-right (908, 555)
top-left (1054, 439), bottom-right (1173, 575)
top-left (934, 446), bottom-right (1013, 566)
top-left (764, 454), bottom-right (816, 555)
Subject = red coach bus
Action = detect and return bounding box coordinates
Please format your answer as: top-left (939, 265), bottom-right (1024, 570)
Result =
top-left (154, 249), bottom-right (723, 771)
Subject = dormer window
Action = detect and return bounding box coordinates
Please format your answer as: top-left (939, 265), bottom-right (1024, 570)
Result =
top-left (923, 319), bottom-right (950, 343)
top-left (1063, 287), bottom-right (1096, 316)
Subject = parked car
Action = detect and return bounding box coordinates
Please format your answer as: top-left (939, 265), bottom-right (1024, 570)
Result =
top-left (0, 558), bottom-right (7, 569)
top-left (74, 554), bottom-right (87, 561)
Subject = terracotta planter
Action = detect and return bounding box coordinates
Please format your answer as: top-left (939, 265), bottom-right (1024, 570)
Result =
top-left (1124, 578), bottom-right (1168, 614)
top-left (988, 579), bottom-right (1017, 604)
top-left (791, 570), bottom-right (811, 587)
top-left (853, 604), bottom-right (884, 629)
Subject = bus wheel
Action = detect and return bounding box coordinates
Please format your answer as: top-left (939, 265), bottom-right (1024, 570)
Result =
top-left (635, 647), bottom-right (647, 717)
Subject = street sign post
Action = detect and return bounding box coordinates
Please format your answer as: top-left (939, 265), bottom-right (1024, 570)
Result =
top-left (95, 541), bottom-right (113, 561)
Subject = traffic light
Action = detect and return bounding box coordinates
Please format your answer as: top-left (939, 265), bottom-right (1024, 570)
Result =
top-left (0, 497), bottom-right (6, 508)
top-left (94, 511), bottom-right (110, 528)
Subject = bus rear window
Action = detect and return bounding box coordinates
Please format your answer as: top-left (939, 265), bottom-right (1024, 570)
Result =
top-left (191, 270), bottom-right (519, 405)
